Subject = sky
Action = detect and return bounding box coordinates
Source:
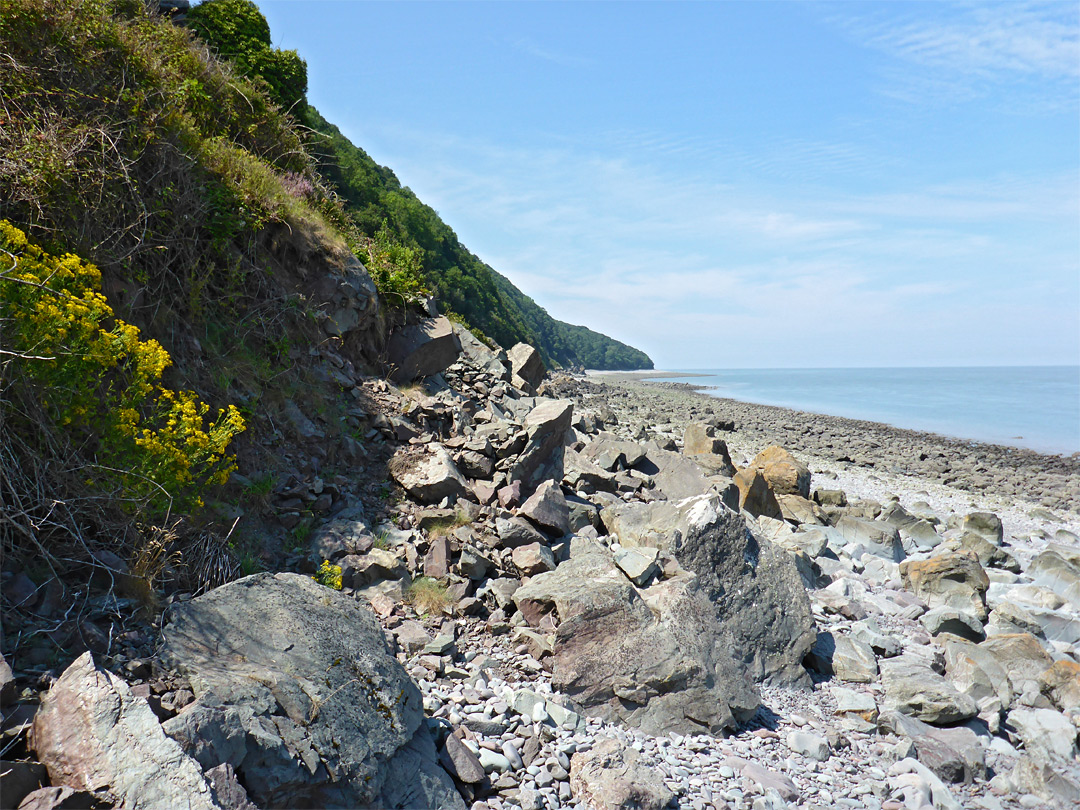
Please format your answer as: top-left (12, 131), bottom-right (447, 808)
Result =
top-left (257, 0), bottom-right (1080, 370)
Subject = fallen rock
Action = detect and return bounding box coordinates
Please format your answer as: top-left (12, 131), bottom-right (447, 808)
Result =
top-left (834, 515), bottom-right (905, 562)
top-left (518, 480), bottom-right (571, 536)
top-left (787, 731), bottom-right (831, 762)
top-left (508, 399), bottom-right (574, 491)
top-left (507, 343), bottom-right (545, 391)
top-left (962, 512), bottom-right (1004, 545)
top-left (747, 445), bottom-right (811, 498)
top-left (921, 607), bottom-right (986, 642)
top-left (880, 657), bottom-right (979, 724)
top-left (511, 542), bottom-right (557, 577)
top-left (878, 710), bottom-right (986, 783)
top-left (978, 633), bottom-right (1054, 697)
top-left (387, 316), bottom-right (462, 383)
top-left (805, 632), bottom-right (879, 683)
top-left (162, 572), bottom-right (463, 809)
top-left (732, 467), bottom-right (782, 520)
top-left (1038, 659), bottom-right (1080, 712)
top-left (569, 737), bottom-right (674, 810)
top-left (600, 492), bottom-right (815, 685)
top-left (900, 552), bottom-right (989, 621)
top-left (514, 550), bottom-right (759, 735)
top-left (1028, 543), bottom-right (1080, 610)
top-left (389, 444), bottom-right (470, 505)
top-left (439, 734), bottom-right (485, 785)
top-left (29, 652), bottom-right (220, 809)
top-left (1007, 707), bottom-right (1078, 762)
top-left (888, 758), bottom-right (962, 810)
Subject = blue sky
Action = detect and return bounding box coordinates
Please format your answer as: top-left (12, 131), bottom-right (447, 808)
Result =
top-left (258, 0), bottom-right (1079, 369)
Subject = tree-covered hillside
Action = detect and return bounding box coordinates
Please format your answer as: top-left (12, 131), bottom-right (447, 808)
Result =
top-left (301, 109), bottom-right (653, 371)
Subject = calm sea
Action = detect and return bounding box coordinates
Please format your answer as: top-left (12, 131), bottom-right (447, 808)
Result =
top-left (651, 366), bottom-right (1080, 456)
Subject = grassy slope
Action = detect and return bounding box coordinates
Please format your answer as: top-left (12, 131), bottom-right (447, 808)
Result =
top-left (302, 108), bottom-right (654, 371)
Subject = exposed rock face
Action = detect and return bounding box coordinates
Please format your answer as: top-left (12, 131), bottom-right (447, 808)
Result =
top-left (388, 444), bottom-right (470, 504)
top-left (600, 493), bottom-right (815, 685)
top-left (900, 552), bottom-right (989, 621)
top-left (514, 550), bottom-right (759, 735)
top-left (569, 737), bottom-right (675, 810)
top-left (161, 573), bottom-right (463, 809)
top-left (29, 652), bottom-right (221, 810)
top-left (387, 316), bottom-right (462, 383)
top-left (309, 253), bottom-right (379, 340)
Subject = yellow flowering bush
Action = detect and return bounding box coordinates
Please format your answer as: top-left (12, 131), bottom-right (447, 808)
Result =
top-left (0, 220), bottom-right (245, 517)
top-left (313, 560), bottom-right (343, 590)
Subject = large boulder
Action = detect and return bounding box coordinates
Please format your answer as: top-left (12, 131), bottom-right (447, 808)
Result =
top-left (880, 657), bottom-right (979, 724)
top-left (978, 633), bottom-right (1053, 697)
top-left (388, 444), bottom-right (470, 505)
top-left (600, 493), bottom-right (815, 685)
top-left (519, 480), bottom-right (571, 536)
top-left (941, 639), bottom-right (1012, 728)
top-left (569, 737), bottom-right (675, 810)
top-left (29, 652), bottom-right (223, 810)
top-left (833, 516), bottom-right (905, 562)
top-left (513, 550), bottom-right (759, 735)
top-left (877, 711), bottom-right (986, 784)
top-left (507, 343), bottom-right (545, 391)
top-left (387, 316), bottom-right (461, 383)
top-left (635, 444), bottom-right (716, 501)
top-left (161, 573), bottom-right (463, 809)
top-left (746, 445), bottom-right (811, 498)
top-left (1028, 543), bottom-right (1080, 610)
top-left (732, 468), bottom-right (783, 520)
top-left (508, 399), bottom-right (574, 490)
top-left (900, 552), bottom-right (989, 621)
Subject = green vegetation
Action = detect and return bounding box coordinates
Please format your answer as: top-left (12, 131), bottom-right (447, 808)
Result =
top-left (406, 577), bottom-right (451, 615)
top-left (185, 0), bottom-right (307, 112)
top-left (313, 560), bottom-right (343, 590)
top-left (0, 222), bottom-right (246, 519)
top-left (302, 108), bottom-right (653, 370)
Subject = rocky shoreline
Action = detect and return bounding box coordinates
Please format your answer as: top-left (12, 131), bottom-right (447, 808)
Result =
top-left (3, 336), bottom-right (1079, 810)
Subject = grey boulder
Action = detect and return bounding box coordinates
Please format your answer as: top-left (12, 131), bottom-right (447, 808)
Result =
top-left (569, 737), bottom-right (675, 810)
top-left (389, 444), bottom-right (470, 505)
top-left (387, 316), bottom-right (462, 383)
top-left (162, 572), bottom-right (463, 809)
top-left (600, 493), bottom-right (815, 685)
top-left (880, 657), bottom-right (979, 724)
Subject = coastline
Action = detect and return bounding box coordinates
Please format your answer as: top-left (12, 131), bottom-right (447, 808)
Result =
top-left (561, 373), bottom-right (1080, 550)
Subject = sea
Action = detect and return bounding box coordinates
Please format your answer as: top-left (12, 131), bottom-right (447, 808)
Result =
top-left (647, 366), bottom-right (1080, 457)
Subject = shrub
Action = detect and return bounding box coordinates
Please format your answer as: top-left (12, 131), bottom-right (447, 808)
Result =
top-left (313, 560), bottom-right (343, 590)
top-left (0, 220), bottom-right (245, 518)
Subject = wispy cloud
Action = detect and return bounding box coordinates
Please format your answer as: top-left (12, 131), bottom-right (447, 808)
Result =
top-left (828, 1), bottom-right (1079, 108)
top-left (510, 37), bottom-right (592, 68)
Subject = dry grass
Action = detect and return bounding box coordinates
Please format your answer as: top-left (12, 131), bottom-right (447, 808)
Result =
top-left (405, 577), bottom-right (451, 616)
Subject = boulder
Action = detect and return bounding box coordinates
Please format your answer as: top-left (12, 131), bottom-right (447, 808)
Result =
top-left (787, 731), bottom-right (831, 762)
top-left (1039, 660), bottom-right (1080, 713)
top-left (310, 253), bottom-right (379, 341)
top-left (1028, 543), bottom-right (1080, 610)
top-left (508, 399), bottom-right (574, 491)
top-left (454, 324), bottom-right (509, 380)
top-left (878, 711), bottom-right (985, 783)
top-left (775, 494), bottom-right (826, 526)
top-left (580, 434), bottom-right (647, 471)
top-left (747, 445), bottom-right (811, 498)
top-left (978, 633), bottom-right (1053, 697)
top-left (1012, 754), bottom-right (1080, 807)
top-left (635, 444), bottom-right (714, 501)
top-left (732, 468), bottom-right (783, 520)
top-left (518, 480), bottom-right (571, 536)
top-left (29, 652), bottom-right (221, 810)
top-left (600, 493), bottom-right (815, 685)
top-left (387, 316), bottom-right (461, 383)
top-left (958, 532), bottom-right (1020, 572)
top-left (613, 546), bottom-right (660, 586)
top-left (495, 516), bottom-right (548, 549)
top-left (682, 424), bottom-right (735, 475)
top-left (941, 639), bottom-right (1012, 728)
top-left (388, 444), bottom-right (470, 505)
top-left (511, 543), bottom-right (557, 577)
top-left (161, 573), bottom-right (463, 809)
top-left (961, 512), bottom-right (1003, 545)
top-left (423, 536), bottom-right (451, 579)
top-left (805, 632), bottom-right (878, 683)
top-left (439, 734), bottom-right (485, 785)
top-left (1007, 707), bottom-right (1078, 762)
top-left (921, 607), bottom-right (986, 643)
top-left (569, 737), bottom-right (674, 810)
top-left (507, 343), bottom-right (545, 391)
top-left (834, 516), bottom-right (905, 562)
top-left (880, 658), bottom-right (979, 724)
top-left (900, 552), bottom-right (989, 621)
top-left (513, 550), bottom-right (759, 735)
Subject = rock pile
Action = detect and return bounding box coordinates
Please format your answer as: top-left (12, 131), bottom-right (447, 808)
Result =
top-left (3, 340), bottom-right (1079, 810)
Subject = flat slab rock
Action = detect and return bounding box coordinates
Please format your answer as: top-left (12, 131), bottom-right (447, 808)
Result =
top-left (161, 572), bottom-right (463, 810)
